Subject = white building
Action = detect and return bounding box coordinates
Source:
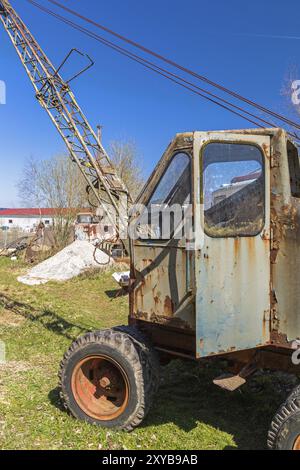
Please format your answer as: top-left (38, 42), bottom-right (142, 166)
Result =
top-left (0, 208), bottom-right (56, 232)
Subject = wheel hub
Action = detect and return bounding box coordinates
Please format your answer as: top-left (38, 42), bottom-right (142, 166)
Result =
top-left (293, 435), bottom-right (300, 450)
top-left (71, 355), bottom-right (129, 421)
top-left (99, 377), bottom-right (111, 389)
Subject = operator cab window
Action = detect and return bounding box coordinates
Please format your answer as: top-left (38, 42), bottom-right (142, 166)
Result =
top-left (287, 141), bottom-right (300, 198)
top-left (137, 152), bottom-right (191, 240)
top-left (203, 142), bottom-right (265, 237)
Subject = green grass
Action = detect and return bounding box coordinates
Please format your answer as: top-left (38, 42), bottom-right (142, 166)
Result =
top-left (0, 257), bottom-right (297, 450)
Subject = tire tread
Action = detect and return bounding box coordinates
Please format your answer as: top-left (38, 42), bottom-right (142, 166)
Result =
top-left (268, 384), bottom-right (300, 450)
top-left (59, 326), bottom-right (159, 431)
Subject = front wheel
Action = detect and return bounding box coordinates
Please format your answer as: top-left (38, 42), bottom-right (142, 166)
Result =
top-left (59, 327), bottom-right (159, 431)
top-left (268, 394), bottom-right (300, 450)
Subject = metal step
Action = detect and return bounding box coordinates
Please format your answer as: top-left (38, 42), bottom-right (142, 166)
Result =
top-left (213, 361), bottom-right (258, 392)
top-left (213, 374), bottom-right (246, 392)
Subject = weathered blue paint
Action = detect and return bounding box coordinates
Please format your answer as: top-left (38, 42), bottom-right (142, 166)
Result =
top-left (194, 132), bottom-right (271, 357)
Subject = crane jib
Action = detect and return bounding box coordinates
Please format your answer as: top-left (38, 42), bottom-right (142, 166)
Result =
top-left (0, 0), bottom-right (130, 238)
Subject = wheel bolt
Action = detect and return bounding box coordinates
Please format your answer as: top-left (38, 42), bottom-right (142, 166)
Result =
top-left (100, 377), bottom-right (111, 389)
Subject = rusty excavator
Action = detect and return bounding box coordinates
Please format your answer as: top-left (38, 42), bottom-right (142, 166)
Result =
top-left (1, 0), bottom-right (300, 450)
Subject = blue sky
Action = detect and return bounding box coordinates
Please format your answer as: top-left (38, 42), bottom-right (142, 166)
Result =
top-left (0, 0), bottom-right (299, 206)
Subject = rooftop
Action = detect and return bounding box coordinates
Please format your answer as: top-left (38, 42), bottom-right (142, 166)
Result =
top-left (0, 208), bottom-right (74, 217)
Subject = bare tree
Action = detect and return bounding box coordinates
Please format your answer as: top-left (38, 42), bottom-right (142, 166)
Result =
top-left (18, 154), bottom-right (89, 209)
top-left (18, 154), bottom-right (90, 248)
top-left (109, 140), bottom-right (145, 200)
top-left (18, 140), bottom-right (145, 248)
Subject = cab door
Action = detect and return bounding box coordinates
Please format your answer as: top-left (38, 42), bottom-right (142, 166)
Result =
top-left (131, 141), bottom-right (196, 339)
top-left (195, 132), bottom-right (271, 357)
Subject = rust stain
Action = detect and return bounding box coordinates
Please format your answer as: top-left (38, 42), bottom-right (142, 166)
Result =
top-left (262, 309), bottom-right (270, 342)
top-left (164, 296), bottom-right (174, 316)
top-left (262, 142), bottom-right (270, 160)
top-left (270, 248), bottom-right (278, 264)
top-left (133, 310), bottom-right (193, 330)
top-left (261, 229), bottom-right (270, 241)
top-left (270, 331), bottom-right (289, 346)
top-left (142, 258), bottom-right (153, 265)
top-left (246, 237), bottom-right (255, 257)
top-left (233, 238), bottom-right (240, 258)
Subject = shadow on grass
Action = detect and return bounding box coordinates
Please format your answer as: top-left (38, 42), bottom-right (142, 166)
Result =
top-left (0, 293), bottom-right (88, 340)
top-left (142, 360), bottom-right (288, 450)
top-left (48, 387), bottom-right (66, 413)
top-left (2, 290), bottom-right (291, 450)
top-left (105, 289), bottom-right (128, 299)
top-left (48, 358), bottom-right (290, 450)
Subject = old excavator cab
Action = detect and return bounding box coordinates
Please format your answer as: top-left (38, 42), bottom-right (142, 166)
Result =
top-left (129, 128), bottom-right (300, 362)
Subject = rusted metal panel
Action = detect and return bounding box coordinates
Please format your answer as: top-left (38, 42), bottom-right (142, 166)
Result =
top-left (129, 319), bottom-right (196, 355)
top-left (196, 236), bottom-right (271, 356)
top-left (131, 244), bottom-right (195, 331)
top-left (194, 132), bottom-right (271, 357)
top-left (270, 130), bottom-right (300, 344)
top-left (130, 133), bottom-right (196, 335)
top-left (223, 346), bottom-right (300, 375)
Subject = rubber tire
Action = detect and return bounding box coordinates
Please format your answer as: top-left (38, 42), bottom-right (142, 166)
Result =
top-left (59, 327), bottom-right (159, 431)
top-left (113, 325), bottom-right (160, 394)
top-left (285, 384), bottom-right (300, 404)
top-left (268, 395), bottom-right (300, 450)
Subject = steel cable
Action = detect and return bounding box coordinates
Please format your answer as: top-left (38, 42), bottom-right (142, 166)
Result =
top-left (25, 0), bottom-right (289, 132)
top-left (46, 0), bottom-right (300, 132)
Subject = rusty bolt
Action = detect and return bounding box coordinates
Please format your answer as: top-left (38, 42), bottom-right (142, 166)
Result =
top-left (100, 377), bottom-right (111, 389)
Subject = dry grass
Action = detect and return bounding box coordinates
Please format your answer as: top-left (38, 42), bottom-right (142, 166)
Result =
top-left (0, 257), bottom-right (298, 450)
top-left (0, 309), bottom-right (25, 327)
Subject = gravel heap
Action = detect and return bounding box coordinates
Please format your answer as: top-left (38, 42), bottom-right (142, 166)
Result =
top-left (18, 240), bottom-right (112, 286)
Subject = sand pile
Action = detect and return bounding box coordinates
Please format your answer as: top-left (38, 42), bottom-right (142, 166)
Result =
top-left (18, 240), bottom-right (112, 286)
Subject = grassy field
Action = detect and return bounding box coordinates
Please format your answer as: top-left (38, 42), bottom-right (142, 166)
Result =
top-left (0, 257), bottom-right (298, 450)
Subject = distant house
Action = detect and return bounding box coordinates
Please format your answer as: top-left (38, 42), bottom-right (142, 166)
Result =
top-left (211, 170), bottom-right (262, 206)
top-left (0, 208), bottom-right (67, 232)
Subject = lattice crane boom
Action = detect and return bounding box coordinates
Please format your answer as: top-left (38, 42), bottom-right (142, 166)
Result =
top-left (0, 0), bottom-right (130, 235)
